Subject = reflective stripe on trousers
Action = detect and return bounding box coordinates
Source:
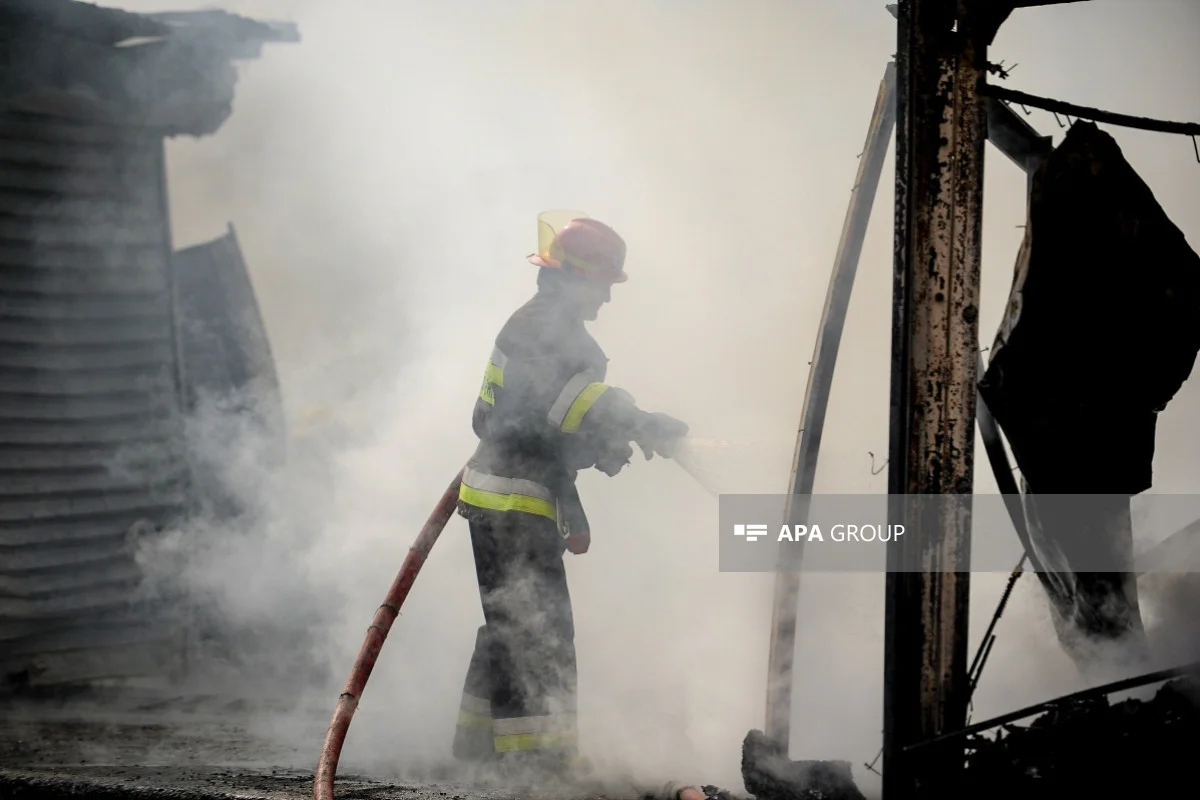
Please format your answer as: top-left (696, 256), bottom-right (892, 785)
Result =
top-left (547, 371), bottom-right (609, 433)
top-left (493, 713), bottom-right (578, 753)
top-left (458, 466), bottom-right (557, 521)
top-left (456, 692), bottom-right (493, 730)
top-left (452, 626), bottom-right (497, 762)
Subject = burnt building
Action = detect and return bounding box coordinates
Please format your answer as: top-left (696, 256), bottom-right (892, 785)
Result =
top-left (0, 0), bottom-right (295, 690)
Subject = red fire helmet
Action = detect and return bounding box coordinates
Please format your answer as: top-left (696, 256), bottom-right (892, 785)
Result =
top-left (527, 210), bottom-right (628, 284)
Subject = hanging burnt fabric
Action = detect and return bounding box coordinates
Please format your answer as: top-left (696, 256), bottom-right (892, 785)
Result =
top-left (981, 120), bottom-right (1200, 497)
top-left (979, 121), bottom-right (1200, 670)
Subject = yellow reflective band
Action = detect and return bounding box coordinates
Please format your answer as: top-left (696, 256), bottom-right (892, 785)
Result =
top-left (478, 348), bottom-right (507, 406)
top-left (484, 361), bottom-right (504, 388)
top-left (561, 383), bottom-right (609, 433)
top-left (458, 483), bottom-right (557, 521)
top-left (479, 363), bottom-right (504, 406)
top-left (493, 731), bottom-right (578, 753)
top-left (457, 708), bottom-right (493, 730)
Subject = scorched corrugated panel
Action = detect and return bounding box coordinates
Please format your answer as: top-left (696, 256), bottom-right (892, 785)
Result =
top-left (0, 110), bottom-right (191, 688)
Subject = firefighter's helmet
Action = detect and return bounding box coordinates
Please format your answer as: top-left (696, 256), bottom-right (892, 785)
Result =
top-left (527, 210), bottom-right (628, 284)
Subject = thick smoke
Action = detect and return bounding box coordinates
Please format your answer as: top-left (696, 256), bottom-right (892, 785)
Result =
top-left (106, 0), bottom-right (1200, 795)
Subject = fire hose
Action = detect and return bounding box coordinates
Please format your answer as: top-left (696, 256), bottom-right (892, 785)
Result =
top-left (313, 462), bottom-right (709, 800)
top-left (313, 469), bottom-right (464, 800)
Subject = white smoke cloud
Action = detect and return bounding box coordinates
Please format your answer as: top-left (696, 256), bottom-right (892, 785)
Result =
top-left (101, 0), bottom-right (1200, 795)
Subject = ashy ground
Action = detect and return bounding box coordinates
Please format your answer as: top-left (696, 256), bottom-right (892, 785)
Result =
top-left (0, 687), bottom-right (666, 800)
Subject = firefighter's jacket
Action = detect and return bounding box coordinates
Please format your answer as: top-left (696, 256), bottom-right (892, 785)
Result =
top-left (458, 289), bottom-right (650, 542)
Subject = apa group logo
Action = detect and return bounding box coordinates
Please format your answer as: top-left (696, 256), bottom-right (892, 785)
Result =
top-left (732, 524), bottom-right (769, 542)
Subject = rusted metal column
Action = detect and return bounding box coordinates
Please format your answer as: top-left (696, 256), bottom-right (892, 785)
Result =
top-left (883, 0), bottom-right (991, 796)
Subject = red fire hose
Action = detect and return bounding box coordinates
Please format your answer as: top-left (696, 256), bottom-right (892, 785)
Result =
top-left (312, 466), bottom-right (705, 800)
top-left (313, 469), bottom-right (464, 800)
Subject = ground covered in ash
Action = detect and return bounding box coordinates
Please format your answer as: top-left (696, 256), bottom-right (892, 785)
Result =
top-left (961, 676), bottom-right (1200, 798)
top-left (0, 686), bottom-right (712, 800)
top-left (5, 677), bottom-right (1198, 800)
top-left (0, 687), bottom-right (324, 799)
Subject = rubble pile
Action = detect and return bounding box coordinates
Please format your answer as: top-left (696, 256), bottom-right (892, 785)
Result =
top-left (741, 730), bottom-right (867, 800)
top-left (962, 677), bottom-right (1200, 798)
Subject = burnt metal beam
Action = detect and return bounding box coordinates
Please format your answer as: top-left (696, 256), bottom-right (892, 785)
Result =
top-left (763, 61), bottom-right (898, 751)
top-left (985, 97), bottom-right (1054, 174)
top-left (884, 0), bottom-right (990, 796)
top-left (1006, 0), bottom-right (1092, 7)
top-left (983, 84), bottom-right (1200, 137)
top-left (889, 4), bottom-right (1055, 177)
top-left (975, 360), bottom-right (1035, 559)
top-left (905, 657), bottom-right (1200, 753)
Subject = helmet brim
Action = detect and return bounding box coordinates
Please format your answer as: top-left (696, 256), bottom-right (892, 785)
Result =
top-left (528, 253), bottom-right (560, 268)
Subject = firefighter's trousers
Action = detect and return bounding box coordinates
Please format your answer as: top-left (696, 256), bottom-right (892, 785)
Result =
top-left (452, 508), bottom-right (578, 764)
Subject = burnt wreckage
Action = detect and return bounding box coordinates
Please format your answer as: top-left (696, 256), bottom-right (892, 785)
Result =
top-left (980, 121), bottom-right (1200, 677)
top-left (0, 0), bottom-right (295, 691)
top-left (744, 1), bottom-right (1200, 791)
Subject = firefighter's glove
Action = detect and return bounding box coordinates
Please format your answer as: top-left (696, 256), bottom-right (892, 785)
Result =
top-left (595, 440), bottom-right (634, 476)
top-left (566, 529), bottom-right (591, 555)
top-left (636, 412), bottom-right (690, 461)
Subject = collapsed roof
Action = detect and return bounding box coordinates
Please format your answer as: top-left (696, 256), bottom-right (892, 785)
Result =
top-left (0, 0), bottom-right (299, 136)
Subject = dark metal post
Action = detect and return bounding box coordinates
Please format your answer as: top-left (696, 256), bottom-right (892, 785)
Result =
top-left (883, 0), bottom-right (991, 796)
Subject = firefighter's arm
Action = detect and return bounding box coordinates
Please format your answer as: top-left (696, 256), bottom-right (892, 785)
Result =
top-left (545, 370), bottom-right (688, 471)
top-left (490, 350), bottom-right (566, 434)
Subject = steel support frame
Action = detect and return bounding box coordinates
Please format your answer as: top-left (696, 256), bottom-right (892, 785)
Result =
top-left (784, 0), bottom-right (1200, 786)
top-left (760, 0), bottom-right (1061, 778)
top-left (883, 0), bottom-right (990, 796)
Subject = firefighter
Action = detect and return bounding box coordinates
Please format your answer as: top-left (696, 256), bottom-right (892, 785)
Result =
top-left (452, 211), bottom-right (689, 780)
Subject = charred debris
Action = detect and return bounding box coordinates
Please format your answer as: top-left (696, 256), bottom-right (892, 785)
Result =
top-left (960, 676), bottom-right (1200, 798)
top-left (0, 0), bottom-right (295, 693)
top-left (3, 1), bottom-right (1200, 799)
top-left (743, 2), bottom-right (1200, 800)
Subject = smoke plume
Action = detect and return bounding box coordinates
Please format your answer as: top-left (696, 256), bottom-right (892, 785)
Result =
top-left (104, 0), bottom-right (1200, 795)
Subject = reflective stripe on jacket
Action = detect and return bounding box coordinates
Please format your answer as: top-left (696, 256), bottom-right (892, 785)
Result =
top-left (461, 288), bottom-right (647, 528)
top-left (459, 466), bottom-right (556, 521)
